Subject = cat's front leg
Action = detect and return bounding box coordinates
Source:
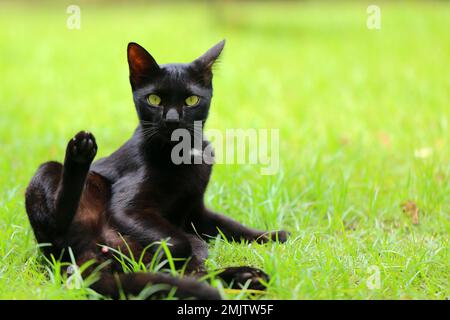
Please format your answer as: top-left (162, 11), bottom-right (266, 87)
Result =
top-left (192, 209), bottom-right (289, 244)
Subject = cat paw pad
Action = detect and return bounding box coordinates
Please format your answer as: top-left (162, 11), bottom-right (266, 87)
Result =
top-left (67, 131), bottom-right (97, 164)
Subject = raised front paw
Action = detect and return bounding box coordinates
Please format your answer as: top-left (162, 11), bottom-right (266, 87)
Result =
top-left (66, 131), bottom-right (97, 165)
top-left (218, 266), bottom-right (270, 291)
top-left (257, 230), bottom-right (290, 243)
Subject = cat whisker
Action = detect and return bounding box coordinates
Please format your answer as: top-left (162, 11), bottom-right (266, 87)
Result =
top-left (143, 131), bottom-right (160, 143)
top-left (140, 125), bottom-right (162, 143)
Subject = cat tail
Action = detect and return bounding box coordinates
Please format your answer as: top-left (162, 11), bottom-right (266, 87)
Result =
top-left (90, 272), bottom-right (221, 300)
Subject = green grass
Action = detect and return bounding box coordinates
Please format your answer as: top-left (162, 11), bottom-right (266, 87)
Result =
top-left (0, 1), bottom-right (449, 299)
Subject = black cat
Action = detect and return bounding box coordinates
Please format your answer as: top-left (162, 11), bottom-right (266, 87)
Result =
top-left (25, 40), bottom-right (289, 299)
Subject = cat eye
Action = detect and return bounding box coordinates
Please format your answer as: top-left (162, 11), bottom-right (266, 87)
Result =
top-left (147, 94), bottom-right (161, 107)
top-left (185, 95), bottom-right (200, 107)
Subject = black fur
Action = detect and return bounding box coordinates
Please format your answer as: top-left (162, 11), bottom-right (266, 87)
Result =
top-left (25, 40), bottom-right (289, 300)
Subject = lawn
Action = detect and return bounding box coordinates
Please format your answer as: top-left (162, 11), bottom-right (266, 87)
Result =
top-left (0, 1), bottom-right (448, 299)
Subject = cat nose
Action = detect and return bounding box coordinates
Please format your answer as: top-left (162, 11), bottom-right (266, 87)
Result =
top-left (165, 108), bottom-right (180, 124)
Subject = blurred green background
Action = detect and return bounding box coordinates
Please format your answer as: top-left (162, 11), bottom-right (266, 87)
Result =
top-left (0, 0), bottom-right (448, 299)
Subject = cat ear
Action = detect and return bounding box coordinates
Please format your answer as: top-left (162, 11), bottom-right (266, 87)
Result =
top-left (127, 42), bottom-right (160, 89)
top-left (191, 39), bottom-right (225, 85)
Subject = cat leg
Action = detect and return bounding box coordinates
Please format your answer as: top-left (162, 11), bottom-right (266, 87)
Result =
top-left (191, 209), bottom-right (289, 244)
top-left (77, 251), bottom-right (220, 300)
top-left (25, 131), bottom-right (97, 244)
top-left (53, 131), bottom-right (97, 234)
top-left (91, 272), bottom-right (221, 300)
top-left (25, 161), bottom-right (63, 247)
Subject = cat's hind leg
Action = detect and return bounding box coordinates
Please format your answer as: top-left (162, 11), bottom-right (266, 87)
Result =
top-left (91, 272), bottom-right (221, 300)
top-left (25, 131), bottom-right (97, 248)
top-left (75, 246), bottom-right (221, 300)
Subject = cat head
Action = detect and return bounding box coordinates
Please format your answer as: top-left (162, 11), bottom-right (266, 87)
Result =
top-left (127, 40), bottom-right (225, 140)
